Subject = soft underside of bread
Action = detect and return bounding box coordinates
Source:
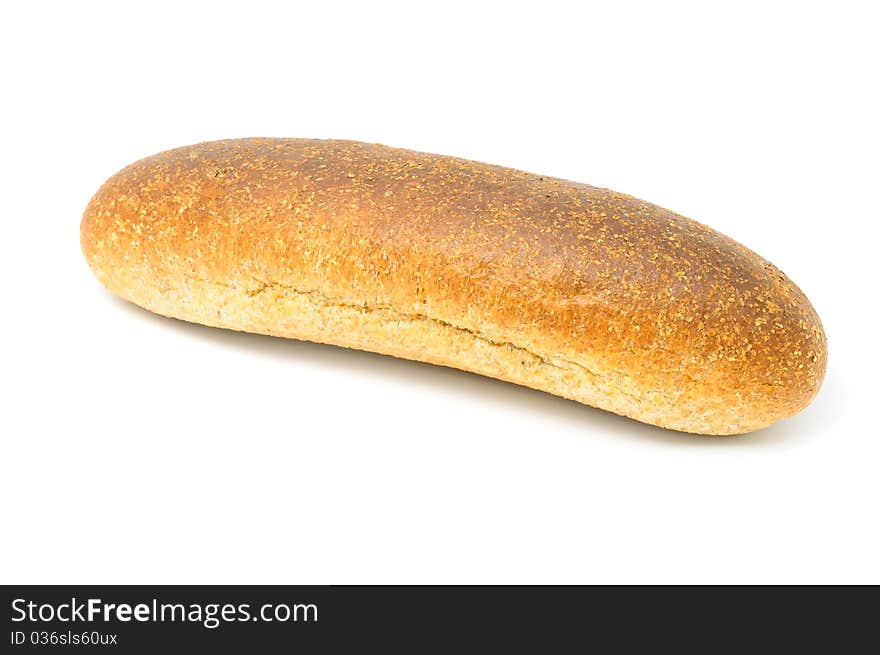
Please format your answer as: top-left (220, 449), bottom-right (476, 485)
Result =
top-left (89, 263), bottom-right (771, 435)
top-left (81, 138), bottom-right (827, 435)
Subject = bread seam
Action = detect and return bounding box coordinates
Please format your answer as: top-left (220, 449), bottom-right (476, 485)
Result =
top-left (186, 273), bottom-right (616, 380)
top-left (165, 268), bottom-right (759, 410)
top-left (248, 276), bottom-right (716, 388)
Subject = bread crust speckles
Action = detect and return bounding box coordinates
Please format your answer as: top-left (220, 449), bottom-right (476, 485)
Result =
top-left (81, 138), bottom-right (827, 434)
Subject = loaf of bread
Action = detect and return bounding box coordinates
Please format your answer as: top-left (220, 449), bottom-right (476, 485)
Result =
top-left (80, 138), bottom-right (826, 434)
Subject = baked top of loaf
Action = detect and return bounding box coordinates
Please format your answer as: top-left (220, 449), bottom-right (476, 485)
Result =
top-left (81, 138), bottom-right (826, 434)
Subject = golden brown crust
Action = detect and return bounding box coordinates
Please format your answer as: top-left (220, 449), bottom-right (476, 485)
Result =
top-left (80, 138), bottom-right (826, 434)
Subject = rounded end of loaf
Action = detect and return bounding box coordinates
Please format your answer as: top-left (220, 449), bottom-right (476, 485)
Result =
top-left (647, 262), bottom-right (827, 436)
top-left (81, 175), bottom-right (123, 297)
top-left (753, 290), bottom-right (827, 434)
top-left (704, 315), bottom-right (826, 436)
top-left (80, 186), bottom-right (107, 290)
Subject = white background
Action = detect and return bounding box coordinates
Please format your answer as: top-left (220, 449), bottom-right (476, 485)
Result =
top-left (2, 1), bottom-right (877, 584)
